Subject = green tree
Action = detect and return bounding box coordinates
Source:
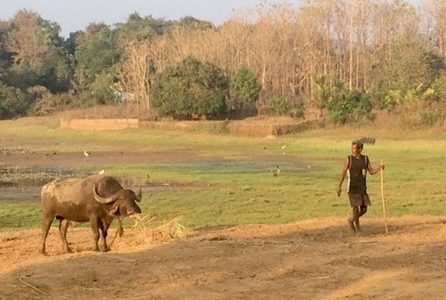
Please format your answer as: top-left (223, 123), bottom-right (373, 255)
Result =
top-left (74, 23), bottom-right (120, 85)
top-left (266, 96), bottom-right (305, 118)
top-left (64, 30), bottom-right (82, 56)
top-left (0, 21), bottom-right (12, 72)
top-left (177, 16), bottom-right (213, 31)
top-left (229, 67), bottom-right (262, 114)
top-left (4, 10), bottom-right (72, 92)
top-left (151, 57), bottom-right (229, 119)
top-left (115, 13), bottom-right (173, 42)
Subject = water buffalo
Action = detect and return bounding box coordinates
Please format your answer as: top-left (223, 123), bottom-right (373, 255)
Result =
top-left (39, 175), bottom-right (142, 255)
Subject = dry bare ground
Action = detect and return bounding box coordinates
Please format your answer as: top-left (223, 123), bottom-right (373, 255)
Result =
top-left (0, 216), bottom-right (445, 300)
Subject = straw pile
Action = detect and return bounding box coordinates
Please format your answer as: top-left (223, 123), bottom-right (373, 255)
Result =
top-left (111, 214), bottom-right (189, 251)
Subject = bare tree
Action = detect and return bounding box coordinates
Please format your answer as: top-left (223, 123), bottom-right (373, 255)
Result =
top-left (422, 0), bottom-right (446, 57)
top-left (120, 0), bottom-right (431, 118)
top-left (6, 10), bottom-right (50, 68)
top-left (118, 40), bottom-right (154, 116)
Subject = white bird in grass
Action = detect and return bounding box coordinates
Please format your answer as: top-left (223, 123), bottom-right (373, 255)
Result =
top-left (272, 165), bottom-right (280, 177)
top-left (281, 144), bottom-right (287, 150)
top-left (99, 170), bottom-right (105, 175)
top-left (83, 150), bottom-right (91, 157)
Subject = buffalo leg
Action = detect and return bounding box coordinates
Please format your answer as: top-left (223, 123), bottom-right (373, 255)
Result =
top-left (39, 215), bottom-right (54, 255)
top-left (59, 218), bottom-right (72, 253)
top-left (99, 221), bottom-right (110, 252)
top-left (90, 218), bottom-right (100, 251)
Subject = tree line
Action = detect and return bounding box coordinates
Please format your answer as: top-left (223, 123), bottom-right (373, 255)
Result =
top-left (0, 0), bottom-right (445, 125)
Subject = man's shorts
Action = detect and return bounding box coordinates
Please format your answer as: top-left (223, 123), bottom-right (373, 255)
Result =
top-left (348, 192), bottom-right (371, 207)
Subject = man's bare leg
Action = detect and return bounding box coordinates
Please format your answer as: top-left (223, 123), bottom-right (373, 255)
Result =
top-left (348, 206), bottom-right (359, 233)
top-left (359, 205), bottom-right (367, 218)
top-left (348, 213), bottom-right (356, 232)
top-left (352, 206), bottom-right (361, 233)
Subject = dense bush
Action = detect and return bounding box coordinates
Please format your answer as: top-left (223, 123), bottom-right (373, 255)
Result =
top-left (327, 84), bottom-right (373, 124)
top-left (416, 73), bottom-right (446, 126)
top-left (264, 95), bottom-right (305, 118)
top-left (229, 67), bottom-right (262, 111)
top-left (150, 57), bottom-right (229, 120)
top-left (0, 83), bottom-right (31, 119)
top-left (430, 73), bottom-right (446, 102)
top-left (419, 106), bottom-right (444, 126)
top-left (25, 85), bottom-right (78, 115)
top-left (78, 73), bottom-right (116, 107)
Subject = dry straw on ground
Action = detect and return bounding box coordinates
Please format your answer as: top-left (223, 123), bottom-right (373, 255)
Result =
top-left (111, 215), bottom-right (189, 251)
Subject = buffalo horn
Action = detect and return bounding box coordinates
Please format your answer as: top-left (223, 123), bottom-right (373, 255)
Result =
top-left (93, 184), bottom-right (119, 204)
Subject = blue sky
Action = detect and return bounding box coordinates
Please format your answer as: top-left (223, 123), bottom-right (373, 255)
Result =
top-left (0, 0), bottom-right (424, 37)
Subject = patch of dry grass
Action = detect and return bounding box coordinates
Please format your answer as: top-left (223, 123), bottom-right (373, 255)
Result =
top-left (111, 215), bottom-right (189, 251)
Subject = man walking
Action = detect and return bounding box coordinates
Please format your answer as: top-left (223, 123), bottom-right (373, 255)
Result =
top-left (337, 141), bottom-right (384, 233)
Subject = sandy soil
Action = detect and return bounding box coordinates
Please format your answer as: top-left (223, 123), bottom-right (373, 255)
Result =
top-left (0, 216), bottom-right (445, 300)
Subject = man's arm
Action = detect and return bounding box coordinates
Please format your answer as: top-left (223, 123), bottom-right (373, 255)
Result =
top-left (367, 159), bottom-right (384, 175)
top-left (337, 157), bottom-right (349, 197)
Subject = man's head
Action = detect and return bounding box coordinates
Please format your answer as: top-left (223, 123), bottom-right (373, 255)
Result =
top-left (351, 141), bottom-right (363, 156)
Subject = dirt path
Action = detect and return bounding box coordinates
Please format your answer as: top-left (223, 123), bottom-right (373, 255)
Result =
top-left (0, 216), bottom-right (445, 299)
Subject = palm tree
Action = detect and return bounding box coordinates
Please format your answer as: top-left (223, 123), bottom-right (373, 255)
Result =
top-left (314, 74), bottom-right (330, 119)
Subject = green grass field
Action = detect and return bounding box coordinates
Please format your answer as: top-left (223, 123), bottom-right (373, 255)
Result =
top-left (0, 117), bottom-right (445, 231)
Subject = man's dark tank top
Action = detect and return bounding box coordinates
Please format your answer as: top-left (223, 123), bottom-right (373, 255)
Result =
top-left (347, 154), bottom-right (368, 194)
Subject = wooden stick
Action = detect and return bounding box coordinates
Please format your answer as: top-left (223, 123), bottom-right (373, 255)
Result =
top-left (16, 276), bottom-right (48, 296)
top-left (380, 160), bottom-right (389, 234)
top-left (109, 217), bottom-right (124, 248)
top-left (348, 240), bottom-right (378, 245)
top-left (108, 227), bottom-right (120, 247)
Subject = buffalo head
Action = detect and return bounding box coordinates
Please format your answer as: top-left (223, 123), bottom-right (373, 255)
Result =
top-left (93, 185), bottom-right (142, 217)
